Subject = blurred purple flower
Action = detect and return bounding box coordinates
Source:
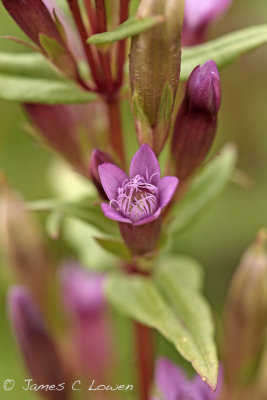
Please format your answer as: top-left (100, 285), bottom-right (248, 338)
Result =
top-left (8, 286), bottom-right (67, 399)
top-left (98, 144), bottom-right (178, 226)
top-left (171, 60), bottom-right (221, 180)
top-left (60, 264), bottom-right (113, 380)
top-left (183, 0), bottom-right (233, 46)
top-left (152, 357), bottom-right (223, 400)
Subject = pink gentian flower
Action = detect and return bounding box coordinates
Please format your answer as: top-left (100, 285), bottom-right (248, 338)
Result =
top-left (98, 144), bottom-right (178, 226)
top-left (183, 0), bottom-right (233, 46)
top-left (152, 357), bottom-right (223, 400)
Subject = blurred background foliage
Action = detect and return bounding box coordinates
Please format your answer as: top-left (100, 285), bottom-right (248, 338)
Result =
top-left (0, 0), bottom-right (266, 398)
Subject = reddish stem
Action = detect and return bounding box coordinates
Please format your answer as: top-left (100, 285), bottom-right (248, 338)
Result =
top-left (95, 0), bottom-right (107, 32)
top-left (134, 322), bottom-right (154, 400)
top-left (94, 0), bottom-right (113, 92)
top-left (84, 0), bottom-right (97, 34)
top-left (116, 0), bottom-right (130, 88)
top-left (67, 0), bottom-right (103, 89)
top-left (106, 97), bottom-right (125, 167)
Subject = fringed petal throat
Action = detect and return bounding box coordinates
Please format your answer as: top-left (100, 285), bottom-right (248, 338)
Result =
top-left (110, 174), bottom-right (159, 222)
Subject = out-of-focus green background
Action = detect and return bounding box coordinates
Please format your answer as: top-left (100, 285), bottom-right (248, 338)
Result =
top-left (0, 0), bottom-right (266, 398)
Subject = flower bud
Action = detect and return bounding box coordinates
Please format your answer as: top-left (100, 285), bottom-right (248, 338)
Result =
top-left (223, 229), bottom-right (267, 388)
top-left (8, 286), bottom-right (68, 399)
top-left (0, 185), bottom-right (51, 306)
top-left (24, 104), bottom-right (90, 177)
top-left (1, 0), bottom-right (79, 79)
top-left (130, 0), bottom-right (184, 155)
top-left (171, 60), bottom-right (221, 180)
top-left (60, 264), bottom-right (113, 380)
top-left (183, 0), bottom-right (233, 46)
top-left (89, 149), bottom-right (114, 199)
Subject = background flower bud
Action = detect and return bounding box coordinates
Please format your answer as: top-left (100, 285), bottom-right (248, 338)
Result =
top-left (171, 60), bottom-right (221, 180)
top-left (183, 0), bottom-right (233, 46)
top-left (24, 104), bottom-right (91, 177)
top-left (0, 185), bottom-right (51, 307)
top-left (1, 0), bottom-right (79, 79)
top-left (89, 149), bottom-right (114, 199)
top-left (223, 229), bottom-right (267, 388)
top-left (130, 0), bottom-right (184, 155)
top-left (60, 264), bottom-right (113, 380)
top-left (8, 286), bottom-right (68, 399)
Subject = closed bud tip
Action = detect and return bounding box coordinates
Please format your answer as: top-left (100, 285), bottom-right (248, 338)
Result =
top-left (171, 60), bottom-right (221, 180)
top-left (187, 60), bottom-right (221, 114)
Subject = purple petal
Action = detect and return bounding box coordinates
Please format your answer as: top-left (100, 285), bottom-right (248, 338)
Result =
top-left (154, 357), bottom-right (187, 399)
top-left (60, 264), bottom-right (105, 315)
top-left (158, 177), bottom-right (179, 208)
top-left (184, 0), bottom-right (233, 29)
top-left (101, 203), bottom-right (131, 224)
top-left (98, 163), bottom-right (128, 201)
top-left (133, 207), bottom-right (161, 226)
top-left (129, 144), bottom-right (161, 184)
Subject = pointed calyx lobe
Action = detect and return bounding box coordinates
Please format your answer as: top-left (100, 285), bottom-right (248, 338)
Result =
top-left (171, 60), bottom-right (221, 181)
top-left (130, 0), bottom-right (184, 156)
top-left (98, 144), bottom-right (178, 255)
top-left (2, 0), bottom-right (78, 79)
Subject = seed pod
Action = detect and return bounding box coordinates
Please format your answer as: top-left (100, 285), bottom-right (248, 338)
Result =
top-left (130, 0), bottom-right (184, 155)
top-left (223, 229), bottom-right (267, 388)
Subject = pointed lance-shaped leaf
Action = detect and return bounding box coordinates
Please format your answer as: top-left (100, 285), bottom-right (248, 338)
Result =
top-left (171, 60), bottom-right (221, 180)
top-left (130, 0), bottom-right (185, 155)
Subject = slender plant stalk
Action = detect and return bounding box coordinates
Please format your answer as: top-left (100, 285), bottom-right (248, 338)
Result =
top-left (134, 322), bottom-right (154, 400)
top-left (94, 0), bottom-right (113, 92)
top-left (84, 0), bottom-right (97, 33)
top-left (106, 97), bottom-right (125, 167)
top-left (116, 0), bottom-right (130, 88)
top-left (67, 0), bottom-right (103, 89)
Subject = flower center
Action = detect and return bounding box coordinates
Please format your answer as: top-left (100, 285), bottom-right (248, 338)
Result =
top-left (111, 175), bottom-right (159, 222)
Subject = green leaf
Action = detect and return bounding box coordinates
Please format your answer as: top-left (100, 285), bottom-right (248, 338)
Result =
top-left (105, 255), bottom-right (218, 390)
top-left (169, 144), bottom-right (237, 235)
top-left (94, 237), bottom-right (131, 260)
top-left (27, 197), bottom-right (119, 236)
top-left (181, 25), bottom-right (267, 81)
top-left (87, 15), bottom-right (164, 47)
top-left (0, 52), bottom-right (97, 104)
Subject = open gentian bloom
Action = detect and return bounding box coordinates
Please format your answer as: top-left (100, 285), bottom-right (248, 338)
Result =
top-left (98, 144), bottom-right (178, 255)
top-left (98, 144), bottom-right (178, 226)
top-left (152, 358), bottom-right (223, 400)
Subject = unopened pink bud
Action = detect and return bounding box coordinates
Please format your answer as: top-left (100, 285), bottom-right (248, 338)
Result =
top-left (8, 286), bottom-right (68, 399)
top-left (171, 60), bottom-right (221, 180)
